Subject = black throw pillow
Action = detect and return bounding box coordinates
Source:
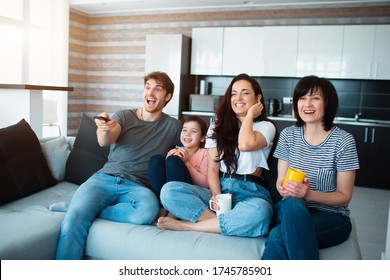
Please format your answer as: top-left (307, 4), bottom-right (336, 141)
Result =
top-left (0, 119), bottom-right (57, 205)
top-left (65, 113), bottom-right (110, 185)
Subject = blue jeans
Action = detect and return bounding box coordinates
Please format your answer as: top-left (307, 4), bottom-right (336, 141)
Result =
top-left (160, 177), bottom-right (273, 237)
top-left (261, 197), bottom-right (351, 260)
top-left (56, 173), bottom-right (159, 260)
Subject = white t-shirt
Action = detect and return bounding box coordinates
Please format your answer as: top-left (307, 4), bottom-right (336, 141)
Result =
top-left (205, 121), bottom-right (276, 174)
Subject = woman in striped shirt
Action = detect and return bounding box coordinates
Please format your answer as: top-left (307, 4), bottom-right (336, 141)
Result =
top-left (262, 75), bottom-right (359, 260)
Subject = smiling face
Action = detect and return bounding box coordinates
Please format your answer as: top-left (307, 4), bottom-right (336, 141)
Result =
top-left (230, 79), bottom-right (259, 118)
top-left (143, 78), bottom-right (172, 113)
top-left (180, 120), bottom-right (205, 149)
top-left (297, 87), bottom-right (325, 124)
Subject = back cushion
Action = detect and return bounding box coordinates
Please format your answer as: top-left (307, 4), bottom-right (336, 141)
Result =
top-left (0, 119), bottom-right (57, 205)
top-left (65, 113), bottom-right (110, 185)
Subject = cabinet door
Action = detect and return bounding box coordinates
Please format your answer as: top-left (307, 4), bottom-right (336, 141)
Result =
top-left (338, 124), bottom-right (390, 189)
top-left (297, 26), bottom-right (343, 78)
top-left (365, 126), bottom-right (390, 188)
top-left (341, 25), bottom-right (375, 79)
top-left (191, 27), bottom-right (223, 75)
top-left (263, 26), bottom-right (299, 77)
top-left (222, 27), bottom-right (264, 76)
top-left (374, 25), bottom-right (390, 79)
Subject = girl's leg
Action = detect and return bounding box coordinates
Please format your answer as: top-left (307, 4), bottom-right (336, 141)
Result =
top-left (147, 154), bottom-right (167, 199)
top-left (165, 155), bottom-right (193, 184)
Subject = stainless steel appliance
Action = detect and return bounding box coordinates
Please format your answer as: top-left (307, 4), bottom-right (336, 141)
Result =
top-left (190, 94), bottom-right (222, 112)
top-left (268, 98), bottom-right (282, 116)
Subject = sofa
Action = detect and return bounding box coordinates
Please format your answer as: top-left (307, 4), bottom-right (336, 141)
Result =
top-left (0, 115), bottom-right (363, 260)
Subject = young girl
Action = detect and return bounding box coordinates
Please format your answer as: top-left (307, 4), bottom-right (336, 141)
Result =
top-left (148, 116), bottom-right (209, 214)
top-left (156, 73), bottom-right (276, 238)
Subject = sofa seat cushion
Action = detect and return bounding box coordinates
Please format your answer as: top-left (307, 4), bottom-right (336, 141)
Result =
top-left (85, 219), bottom-right (265, 260)
top-left (0, 207), bottom-right (65, 260)
top-left (0, 182), bottom-right (79, 260)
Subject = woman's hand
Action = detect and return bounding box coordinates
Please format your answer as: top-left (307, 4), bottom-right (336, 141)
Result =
top-left (278, 178), bottom-right (310, 199)
top-left (247, 99), bottom-right (263, 119)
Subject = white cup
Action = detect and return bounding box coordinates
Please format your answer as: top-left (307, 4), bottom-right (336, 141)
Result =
top-left (209, 194), bottom-right (232, 216)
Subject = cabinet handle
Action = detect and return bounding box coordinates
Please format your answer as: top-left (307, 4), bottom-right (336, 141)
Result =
top-left (364, 127), bottom-right (368, 143)
top-left (368, 62), bottom-right (372, 77)
top-left (374, 63), bottom-right (379, 78)
top-left (371, 128), bottom-right (375, 144)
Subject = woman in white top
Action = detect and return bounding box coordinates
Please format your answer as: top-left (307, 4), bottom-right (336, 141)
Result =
top-left (157, 73), bottom-right (276, 237)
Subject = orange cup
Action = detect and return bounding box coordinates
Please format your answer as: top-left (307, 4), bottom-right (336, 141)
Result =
top-left (283, 167), bottom-right (306, 186)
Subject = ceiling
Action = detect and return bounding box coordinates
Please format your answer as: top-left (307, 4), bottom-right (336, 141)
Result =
top-left (69, 0), bottom-right (390, 14)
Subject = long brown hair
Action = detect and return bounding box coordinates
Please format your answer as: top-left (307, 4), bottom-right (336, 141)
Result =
top-left (210, 73), bottom-right (271, 174)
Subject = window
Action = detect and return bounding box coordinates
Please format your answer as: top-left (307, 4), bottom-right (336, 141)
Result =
top-left (0, 0), bottom-right (68, 86)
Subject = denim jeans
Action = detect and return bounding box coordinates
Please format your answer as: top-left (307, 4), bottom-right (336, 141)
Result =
top-left (56, 173), bottom-right (159, 260)
top-left (261, 197), bottom-right (351, 260)
top-left (160, 177), bottom-right (273, 237)
top-left (148, 154), bottom-right (192, 201)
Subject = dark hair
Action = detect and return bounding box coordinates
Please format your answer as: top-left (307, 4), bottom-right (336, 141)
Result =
top-left (181, 116), bottom-right (208, 148)
top-left (293, 75), bottom-right (338, 131)
top-left (211, 73), bottom-right (271, 174)
top-left (144, 71), bottom-right (175, 106)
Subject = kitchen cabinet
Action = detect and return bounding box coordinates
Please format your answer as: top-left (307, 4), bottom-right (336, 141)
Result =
top-left (222, 27), bottom-right (264, 76)
top-left (341, 25), bottom-right (390, 80)
top-left (145, 34), bottom-right (193, 119)
top-left (338, 123), bottom-right (390, 189)
top-left (263, 26), bottom-right (299, 77)
top-left (297, 25), bottom-right (344, 78)
top-left (191, 27), bottom-right (264, 76)
top-left (341, 25), bottom-right (376, 79)
top-left (190, 27), bottom-right (223, 75)
top-left (373, 25), bottom-right (390, 79)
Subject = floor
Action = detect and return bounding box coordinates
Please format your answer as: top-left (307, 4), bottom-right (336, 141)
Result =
top-left (349, 186), bottom-right (390, 260)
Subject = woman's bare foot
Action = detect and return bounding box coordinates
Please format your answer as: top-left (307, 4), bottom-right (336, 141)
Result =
top-left (156, 217), bottom-right (191, 231)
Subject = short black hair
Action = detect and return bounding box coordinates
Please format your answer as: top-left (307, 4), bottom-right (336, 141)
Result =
top-left (293, 75), bottom-right (338, 131)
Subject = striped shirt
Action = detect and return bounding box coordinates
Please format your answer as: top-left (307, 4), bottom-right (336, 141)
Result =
top-left (274, 125), bottom-right (359, 216)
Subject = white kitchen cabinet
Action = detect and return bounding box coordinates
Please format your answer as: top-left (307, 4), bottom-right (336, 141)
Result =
top-left (190, 27), bottom-right (223, 75)
top-left (222, 27), bottom-right (264, 76)
top-left (341, 25), bottom-right (376, 79)
top-left (373, 25), bottom-right (390, 79)
top-left (297, 25), bottom-right (343, 78)
top-left (263, 26), bottom-right (299, 77)
top-left (145, 34), bottom-right (192, 119)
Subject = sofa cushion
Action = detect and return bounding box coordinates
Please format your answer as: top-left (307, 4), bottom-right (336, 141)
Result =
top-left (0, 119), bottom-right (57, 205)
top-left (41, 136), bottom-right (71, 181)
top-left (65, 113), bottom-right (110, 185)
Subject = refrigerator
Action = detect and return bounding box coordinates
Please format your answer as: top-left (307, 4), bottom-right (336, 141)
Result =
top-left (145, 34), bottom-right (194, 119)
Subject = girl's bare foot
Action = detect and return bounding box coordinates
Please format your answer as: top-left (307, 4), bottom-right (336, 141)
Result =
top-left (156, 217), bottom-right (191, 231)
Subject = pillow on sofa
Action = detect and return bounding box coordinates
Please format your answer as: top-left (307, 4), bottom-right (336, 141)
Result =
top-left (0, 119), bottom-right (57, 205)
top-left (40, 136), bottom-right (71, 181)
top-left (65, 113), bottom-right (110, 185)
